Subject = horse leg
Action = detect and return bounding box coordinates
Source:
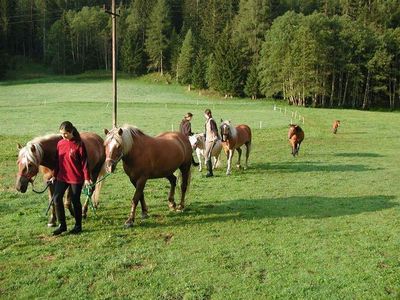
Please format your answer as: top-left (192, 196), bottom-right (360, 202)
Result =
top-left (197, 149), bottom-right (202, 172)
top-left (125, 178), bottom-right (146, 228)
top-left (226, 150), bottom-right (233, 175)
top-left (296, 142), bottom-right (301, 155)
top-left (65, 186), bottom-right (75, 217)
top-left (236, 148), bottom-right (242, 169)
top-left (48, 185), bottom-right (57, 227)
top-left (130, 178), bottom-right (148, 219)
top-left (166, 174), bottom-right (177, 210)
top-left (177, 162), bottom-right (191, 211)
top-left (244, 142), bottom-right (251, 169)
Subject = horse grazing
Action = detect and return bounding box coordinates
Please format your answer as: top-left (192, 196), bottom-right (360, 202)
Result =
top-left (189, 133), bottom-right (222, 172)
top-left (104, 126), bottom-right (193, 228)
top-left (16, 132), bottom-right (106, 225)
top-left (332, 120), bottom-right (340, 134)
top-left (220, 121), bottom-right (252, 175)
top-left (288, 124), bottom-right (304, 156)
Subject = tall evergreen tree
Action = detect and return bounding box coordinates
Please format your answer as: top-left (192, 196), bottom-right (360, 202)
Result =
top-left (192, 48), bottom-right (207, 89)
top-left (211, 23), bottom-right (244, 97)
top-left (176, 29), bottom-right (194, 84)
top-left (145, 0), bottom-right (171, 75)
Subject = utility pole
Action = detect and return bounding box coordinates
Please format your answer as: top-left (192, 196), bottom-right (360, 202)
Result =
top-left (105, 1), bottom-right (120, 128)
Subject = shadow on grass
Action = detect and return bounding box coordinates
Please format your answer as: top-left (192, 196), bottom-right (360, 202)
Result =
top-left (176, 194), bottom-right (398, 222)
top-left (250, 162), bottom-right (382, 173)
top-left (93, 194), bottom-right (397, 231)
top-left (334, 152), bottom-right (384, 158)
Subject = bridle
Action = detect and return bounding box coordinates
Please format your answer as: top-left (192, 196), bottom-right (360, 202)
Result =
top-left (221, 124), bottom-right (230, 142)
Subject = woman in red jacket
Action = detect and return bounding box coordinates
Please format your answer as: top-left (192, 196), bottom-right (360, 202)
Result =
top-left (52, 121), bottom-right (91, 235)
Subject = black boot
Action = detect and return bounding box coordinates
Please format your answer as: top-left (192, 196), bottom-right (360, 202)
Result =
top-left (206, 160), bottom-right (213, 177)
top-left (53, 199), bottom-right (67, 236)
top-left (192, 155), bottom-right (199, 166)
top-left (70, 200), bottom-right (82, 234)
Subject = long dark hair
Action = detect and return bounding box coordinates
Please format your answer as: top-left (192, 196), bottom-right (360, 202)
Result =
top-left (59, 121), bottom-right (81, 141)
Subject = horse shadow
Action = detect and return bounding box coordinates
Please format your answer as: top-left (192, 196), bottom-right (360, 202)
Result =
top-left (334, 152), bottom-right (384, 158)
top-left (85, 194), bottom-right (397, 232)
top-left (171, 195), bottom-right (398, 224)
top-left (249, 162), bottom-right (383, 173)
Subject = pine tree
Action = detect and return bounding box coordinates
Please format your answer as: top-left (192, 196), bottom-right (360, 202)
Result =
top-left (121, 29), bottom-right (144, 76)
top-left (145, 0), bottom-right (171, 75)
top-left (176, 29), bottom-right (194, 84)
top-left (244, 59), bottom-right (260, 99)
top-left (211, 24), bottom-right (244, 97)
top-left (192, 49), bottom-right (207, 89)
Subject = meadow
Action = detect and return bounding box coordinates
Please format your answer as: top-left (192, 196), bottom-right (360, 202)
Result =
top-left (1, 71), bottom-right (400, 299)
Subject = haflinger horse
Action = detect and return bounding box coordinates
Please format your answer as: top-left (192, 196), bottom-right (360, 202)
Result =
top-left (104, 125), bottom-right (193, 228)
top-left (220, 120), bottom-right (252, 175)
top-left (16, 132), bottom-right (106, 226)
top-left (332, 120), bottom-right (340, 134)
top-left (288, 124), bottom-right (304, 156)
top-left (189, 133), bottom-right (222, 172)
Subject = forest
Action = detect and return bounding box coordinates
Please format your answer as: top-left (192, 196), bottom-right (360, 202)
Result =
top-left (1, 0), bottom-right (399, 109)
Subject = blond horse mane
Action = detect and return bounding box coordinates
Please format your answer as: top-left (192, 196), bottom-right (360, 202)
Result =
top-left (105, 125), bottom-right (144, 155)
top-left (221, 120), bottom-right (237, 139)
top-left (18, 134), bottom-right (60, 169)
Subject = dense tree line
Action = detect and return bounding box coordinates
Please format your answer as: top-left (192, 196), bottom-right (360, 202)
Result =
top-left (1, 0), bottom-right (400, 109)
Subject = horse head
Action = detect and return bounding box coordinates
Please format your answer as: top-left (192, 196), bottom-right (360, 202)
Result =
top-left (104, 128), bottom-right (124, 173)
top-left (188, 135), bottom-right (198, 150)
top-left (220, 121), bottom-right (232, 142)
top-left (288, 124), bottom-right (298, 139)
top-left (16, 142), bottom-right (43, 193)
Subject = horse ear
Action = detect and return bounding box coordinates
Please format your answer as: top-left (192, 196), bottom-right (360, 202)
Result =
top-left (220, 118), bottom-right (223, 123)
top-left (104, 128), bottom-right (109, 135)
top-left (30, 144), bottom-right (36, 153)
top-left (118, 128), bottom-right (123, 136)
top-left (17, 143), bottom-right (23, 150)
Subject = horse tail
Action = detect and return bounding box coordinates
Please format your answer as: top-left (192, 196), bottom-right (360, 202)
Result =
top-left (92, 161), bottom-right (107, 208)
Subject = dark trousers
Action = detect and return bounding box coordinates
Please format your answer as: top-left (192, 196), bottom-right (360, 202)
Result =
top-left (53, 181), bottom-right (83, 228)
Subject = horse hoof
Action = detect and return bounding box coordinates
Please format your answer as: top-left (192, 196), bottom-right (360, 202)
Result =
top-left (47, 223), bottom-right (56, 227)
top-left (176, 205), bottom-right (184, 212)
top-left (124, 222), bottom-right (134, 228)
top-left (168, 203), bottom-right (176, 211)
top-left (141, 213), bottom-right (149, 219)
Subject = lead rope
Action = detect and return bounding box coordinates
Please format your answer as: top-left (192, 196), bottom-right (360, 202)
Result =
top-left (81, 173), bottom-right (112, 216)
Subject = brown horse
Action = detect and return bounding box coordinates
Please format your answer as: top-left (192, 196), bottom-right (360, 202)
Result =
top-left (16, 132), bottom-right (106, 225)
top-left (220, 120), bottom-right (252, 175)
top-left (104, 125), bottom-right (193, 228)
top-left (288, 124), bottom-right (304, 156)
top-left (332, 120), bottom-right (340, 134)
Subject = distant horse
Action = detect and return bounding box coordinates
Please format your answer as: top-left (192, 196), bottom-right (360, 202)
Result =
top-left (16, 132), bottom-right (106, 225)
top-left (220, 121), bottom-right (252, 175)
top-left (332, 120), bottom-right (340, 134)
top-left (288, 124), bottom-right (304, 156)
top-left (104, 125), bottom-right (193, 228)
top-left (189, 133), bottom-right (222, 172)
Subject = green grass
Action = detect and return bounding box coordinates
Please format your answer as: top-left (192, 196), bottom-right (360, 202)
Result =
top-left (1, 72), bottom-right (400, 299)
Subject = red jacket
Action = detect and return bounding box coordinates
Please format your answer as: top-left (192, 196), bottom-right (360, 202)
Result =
top-left (54, 138), bottom-right (90, 184)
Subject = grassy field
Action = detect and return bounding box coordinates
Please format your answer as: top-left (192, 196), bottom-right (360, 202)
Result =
top-left (1, 72), bottom-right (400, 299)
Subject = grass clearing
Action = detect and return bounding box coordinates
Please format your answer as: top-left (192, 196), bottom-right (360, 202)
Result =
top-left (1, 73), bottom-right (400, 298)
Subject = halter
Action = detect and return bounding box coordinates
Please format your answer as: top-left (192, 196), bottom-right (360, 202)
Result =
top-left (17, 171), bottom-right (36, 183)
top-left (221, 124), bottom-right (231, 142)
top-left (105, 154), bottom-right (123, 165)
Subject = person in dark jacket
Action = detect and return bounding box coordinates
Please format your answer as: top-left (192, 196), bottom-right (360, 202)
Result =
top-left (180, 112), bottom-right (194, 137)
top-left (51, 121), bottom-right (91, 236)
